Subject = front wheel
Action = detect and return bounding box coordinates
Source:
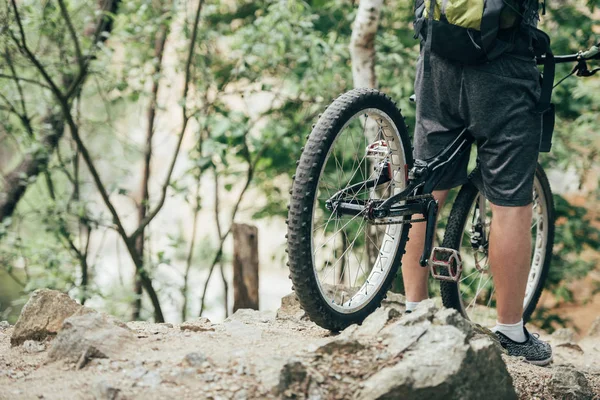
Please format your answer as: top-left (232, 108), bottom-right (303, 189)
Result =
top-left (440, 164), bottom-right (555, 325)
top-left (287, 88), bottom-right (413, 331)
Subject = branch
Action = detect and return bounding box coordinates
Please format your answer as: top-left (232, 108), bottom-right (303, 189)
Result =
top-left (199, 135), bottom-right (271, 316)
top-left (130, 0), bottom-right (206, 242)
top-left (59, 96), bottom-right (164, 321)
top-left (0, 73), bottom-right (50, 89)
top-left (133, 12), bottom-right (171, 321)
top-left (57, 0), bottom-right (84, 71)
top-left (181, 175), bottom-right (201, 322)
top-left (0, 0), bottom-right (121, 224)
top-left (10, 0), bottom-right (64, 100)
top-left (5, 49), bottom-right (29, 119)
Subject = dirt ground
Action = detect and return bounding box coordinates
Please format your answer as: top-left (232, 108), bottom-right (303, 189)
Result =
top-left (0, 308), bottom-right (599, 400)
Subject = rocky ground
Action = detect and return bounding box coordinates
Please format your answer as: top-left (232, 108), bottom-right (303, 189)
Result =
top-left (0, 289), bottom-right (599, 400)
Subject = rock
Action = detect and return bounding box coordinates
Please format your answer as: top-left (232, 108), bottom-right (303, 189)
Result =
top-left (138, 370), bottom-right (162, 388)
top-left (316, 339), bottom-right (365, 355)
top-left (147, 324), bottom-right (170, 335)
top-left (433, 308), bottom-right (473, 337)
top-left (183, 352), bottom-right (208, 367)
top-left (551, 327), bottom-right (576, 344)
top-left (278, 359), bottom-right (308, 393)
top-left (233, 389), bottom-right (248, 400)
top-left (11, 289), bottom-right (83, 346)
top-left (47, 312), bottom-right (135, 367)
top-left (380, 291), bottom-right (407, 315)
top-left (380, 322), bottom-right (430, 356)
top-left (226, 308), bottom-right (275, 324)
top-left (223, 319), bottom-right (262, 342)
top-left (548, 366), bottom-right (594, 400)
top-left (92, 380), bottom-right (121, 400)
top-left (470, 323), bottom-right (505, 353)
top-left (356, 324), bottom-right (516, 400)
top-left (180, 317), bottom-right (215, 332)
top-left (397, 298), bottom-right (437, 326)
top-left (126, 366), bottom-right (148, 380)
top-left (276, 292), bottom-right (306, 320)
top-left (353, 306), bottom-right (400, 337)
top-left (556, 342), bottom-right (584, 353)
top-left (587, 316), bottom-right (600, 337)
top-left (22, 340), bottom-right (46, 353)
top-left (0, 321), bottom-right (10, 330)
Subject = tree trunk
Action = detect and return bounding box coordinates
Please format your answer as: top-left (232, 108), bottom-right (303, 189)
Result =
top-left (0, 0), bottom-right (121, 224)
top-left (232, 223), bottom-right (259, 312)
top-left (133, 14), bottom-right (170, 321)
top-left (350, 0), bottom-right (383, 89)
top-left (0, 114), bottom-right (64, 222)
top-left (350, 0), bottom-right (385, 281)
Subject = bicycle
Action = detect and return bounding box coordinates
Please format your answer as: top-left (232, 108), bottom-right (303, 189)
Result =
top-left (286, 43), bottom-right (600, 331)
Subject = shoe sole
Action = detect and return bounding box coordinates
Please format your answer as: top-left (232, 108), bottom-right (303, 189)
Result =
top-left (524, 356), bottom-right (553, 367)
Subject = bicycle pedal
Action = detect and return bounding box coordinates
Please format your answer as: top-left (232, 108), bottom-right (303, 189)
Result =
top-left (429, 247), bottom-right (463, 283)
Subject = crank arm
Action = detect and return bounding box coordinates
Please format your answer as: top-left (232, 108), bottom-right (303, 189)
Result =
top-left (419, 198), bottom-right (439, 267)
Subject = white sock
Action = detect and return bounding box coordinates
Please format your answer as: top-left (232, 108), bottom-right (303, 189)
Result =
top-left (491, 319), bottom-right (526, 343)
top-left (406, 301), bottom-right (421, 312)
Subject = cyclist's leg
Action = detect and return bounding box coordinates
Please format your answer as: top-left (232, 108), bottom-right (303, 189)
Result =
top-left (488, 203), bottom-right (532, 324)
top-left (403, 190), bottom-right (449, 303)
top-left (462, 54), bottom-right (542, 326)
top-left (409, 50), bottom-right (467, 305)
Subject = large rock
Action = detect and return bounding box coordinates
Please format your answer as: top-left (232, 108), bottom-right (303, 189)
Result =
top-left (551, 327), bottom-right (576, 344)
top-left (587, 316), bottom-right (600, 337)
top-left (11, 289), bottom-right (83, 346)
top-left (548, 366), bottom-right (594, 400)
top-left (180, 317), bottom-right (215, 333)
top-left (276, 292), bottom-right (306, 321)
top-left (355, 302), bottom-right (517, 400)
top-left (47, 312), bottom-right (135, 368)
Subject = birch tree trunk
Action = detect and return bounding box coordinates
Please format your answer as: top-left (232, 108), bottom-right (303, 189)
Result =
top-left (350, 0), bottom-right (384, 89)
top-left (350, 0), bottom-right (384, 270)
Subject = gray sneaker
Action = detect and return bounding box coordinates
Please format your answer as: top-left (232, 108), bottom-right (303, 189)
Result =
top-left (495, 328), bottom-right (553, 366)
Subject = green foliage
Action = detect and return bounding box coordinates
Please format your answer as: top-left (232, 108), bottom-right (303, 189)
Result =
top-left (0, 0), bottom-right (598, 325)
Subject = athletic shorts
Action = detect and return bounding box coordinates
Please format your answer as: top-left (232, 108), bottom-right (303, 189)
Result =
top-left (413, 50), bottom-right (543, 207)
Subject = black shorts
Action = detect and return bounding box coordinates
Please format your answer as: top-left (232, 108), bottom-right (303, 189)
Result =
top-left (413, 50), bottom-right (543, 207)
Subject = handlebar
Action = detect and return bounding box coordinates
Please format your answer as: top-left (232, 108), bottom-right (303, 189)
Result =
top-left (537, 43), bottom-right (600, 65)
top-left (536, 43), bottom-right (600, 80)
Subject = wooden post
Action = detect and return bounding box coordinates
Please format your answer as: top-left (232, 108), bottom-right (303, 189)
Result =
top-left (232, 223), bottom-right (259, 312)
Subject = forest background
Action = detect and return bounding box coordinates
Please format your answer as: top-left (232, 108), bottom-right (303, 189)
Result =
top-left (0, 0), bottom-right (598, 333)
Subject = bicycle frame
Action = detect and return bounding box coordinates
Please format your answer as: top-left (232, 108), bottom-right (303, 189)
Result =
top-left (326, 44), bottom-right (599, 269)
top-left (328, 128), bottom-right (474, 267)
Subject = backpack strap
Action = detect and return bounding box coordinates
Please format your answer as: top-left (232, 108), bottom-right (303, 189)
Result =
top-left (528, 28), bottom-right (554, 113)
top-left (423, 0), bottom-right (436, 74)
top-left (480, 0), bottom-right (505, 54)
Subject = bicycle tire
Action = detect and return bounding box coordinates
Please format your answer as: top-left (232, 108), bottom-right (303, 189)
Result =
top-left (440, 164), bottom-right (555, 323)
top-left (287, 88), bottom-right (413, 331)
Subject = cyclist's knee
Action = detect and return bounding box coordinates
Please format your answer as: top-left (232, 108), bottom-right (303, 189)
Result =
top-left (433, 189), bottom-right (450, 209)
top-left (490, 202), bottom-right (532, 221)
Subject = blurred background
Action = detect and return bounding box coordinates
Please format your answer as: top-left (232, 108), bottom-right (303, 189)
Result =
top-left (0, 0), bottom-right (598, 333)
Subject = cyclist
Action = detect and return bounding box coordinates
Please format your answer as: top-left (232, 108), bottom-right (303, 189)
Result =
top-left (404, 0), bottom-right (553, 365)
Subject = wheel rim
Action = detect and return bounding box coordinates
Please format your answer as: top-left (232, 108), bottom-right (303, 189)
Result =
top-left (457, 176), bottom-right (549, 326)
top-left (310, 109), bottom-right (408, 314)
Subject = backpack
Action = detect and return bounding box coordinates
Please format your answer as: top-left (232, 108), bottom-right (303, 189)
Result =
top-left (414, 0), bottom-right (555, 115)
top-left (414, 0), bottom-right (543, 64)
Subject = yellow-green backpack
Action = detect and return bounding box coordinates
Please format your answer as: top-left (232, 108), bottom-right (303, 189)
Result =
top-left (414, 0), bottom-right (555, 114)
